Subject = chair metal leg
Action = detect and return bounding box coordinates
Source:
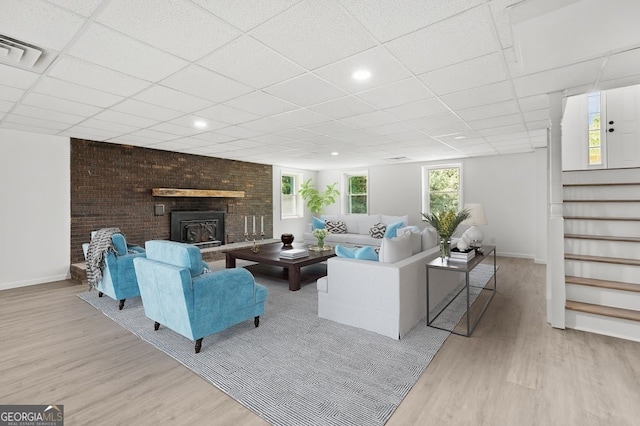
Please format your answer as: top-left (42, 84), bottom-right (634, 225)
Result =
top-left (195, 338), bottom-right (203, 354)
top-left (98, 292), bottom-right (103, 297)
top-left (254, 316), bottom-right (260, 327)
top-left (154, 321), bottom-right (160, 331)
top-left (118, 299), bottom-right (125, 310)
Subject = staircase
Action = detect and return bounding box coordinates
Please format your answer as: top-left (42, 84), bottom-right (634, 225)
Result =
top-left (563, 167), bottom-right (640, 342)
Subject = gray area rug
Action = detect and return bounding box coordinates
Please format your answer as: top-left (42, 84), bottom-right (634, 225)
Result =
top-left (77, 263), bottom-right (494, 426)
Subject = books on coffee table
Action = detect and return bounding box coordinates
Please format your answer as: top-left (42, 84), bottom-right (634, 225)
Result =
top-left (279, 248), bottom-right (309, 259)
top-left (450, 247), bottom-right (476, 262)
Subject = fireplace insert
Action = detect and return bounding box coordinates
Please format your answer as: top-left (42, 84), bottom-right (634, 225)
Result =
top-left (170, 211), bottom-right (225, 247)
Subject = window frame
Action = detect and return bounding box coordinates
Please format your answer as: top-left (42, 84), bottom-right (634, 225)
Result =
top-left (342, 172), bottom-right (369, 215)
top-left (280, 171), bottom-right (303, 219)
top-left (587, 91), bottom-right (605, 168)
top-left (421, 163), bottom-right (463, 217)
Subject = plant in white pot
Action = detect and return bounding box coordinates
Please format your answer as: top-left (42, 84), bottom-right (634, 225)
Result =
top-left (299, 178), bottom-right (340, 217)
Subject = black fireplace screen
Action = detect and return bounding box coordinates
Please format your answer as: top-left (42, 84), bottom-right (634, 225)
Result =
top-left (170, 211), bottom-right (225, 246)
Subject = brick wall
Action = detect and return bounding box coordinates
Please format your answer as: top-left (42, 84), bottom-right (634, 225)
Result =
top-left (70, 139), bottom-right (272, 263)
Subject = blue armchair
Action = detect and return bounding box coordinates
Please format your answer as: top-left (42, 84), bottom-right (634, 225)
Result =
top-left (133, 240), bottom-right (268, 353)
top-left (83, 232), bottom-right (146, 310)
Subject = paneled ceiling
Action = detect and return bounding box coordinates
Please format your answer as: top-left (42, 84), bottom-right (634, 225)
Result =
top-left (1, 0), bottom-right (640, 170)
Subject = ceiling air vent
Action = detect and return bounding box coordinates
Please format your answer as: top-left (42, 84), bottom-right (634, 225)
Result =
top-left (386, 156), bottom-right (410, 161)
top-left (0, 34), bottom-right (56, 72)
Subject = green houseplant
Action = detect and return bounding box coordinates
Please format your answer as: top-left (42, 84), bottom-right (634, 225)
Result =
top-left (299, 178), bottom-right (340, 216)
top-left (422, 207), bottom-right (471, 260)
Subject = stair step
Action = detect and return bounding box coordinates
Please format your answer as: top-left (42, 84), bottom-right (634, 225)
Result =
top-left (565, 254), bottom-right (640, 266)
top-left (564, 234), bottom-right (640, 243)
top-left (565, 276), bottom-right (640, 293)
top-left (566, 301), bottom-right (640, 322)
top-left (565, 216), bottom-right (640, 221)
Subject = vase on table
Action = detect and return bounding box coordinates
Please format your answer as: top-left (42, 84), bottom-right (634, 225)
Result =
top-left (439, 237), bottom-right (451, 262)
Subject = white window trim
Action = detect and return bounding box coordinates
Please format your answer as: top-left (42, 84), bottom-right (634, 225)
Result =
top-left (421, 163), bottom-right (463, 217)
top-left (341, 171), bottom-right (369, 215)
top-left (280, 171), bottom-right (303, 219)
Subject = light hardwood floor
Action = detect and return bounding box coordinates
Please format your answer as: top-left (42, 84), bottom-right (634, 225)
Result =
top-left (1, 257), bottom-right (639, 425)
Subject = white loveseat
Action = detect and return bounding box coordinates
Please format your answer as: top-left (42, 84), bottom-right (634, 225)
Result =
top-left (303, 214), bottom-right (408, 247)
top-left (316, 229), bottom-right (463, 339)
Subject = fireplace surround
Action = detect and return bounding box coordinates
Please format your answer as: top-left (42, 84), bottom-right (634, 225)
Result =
top-left (170, 211), bottom-right (225, 247)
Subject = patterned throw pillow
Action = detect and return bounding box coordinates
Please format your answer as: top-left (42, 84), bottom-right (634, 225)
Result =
top-left (325, 220), bottom-right (347, 234)
top-left (369, 222), bottom-right (386, 239)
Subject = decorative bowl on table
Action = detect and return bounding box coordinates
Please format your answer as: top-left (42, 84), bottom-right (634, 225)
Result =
top-left (281, 233), bottom-right (294, 248)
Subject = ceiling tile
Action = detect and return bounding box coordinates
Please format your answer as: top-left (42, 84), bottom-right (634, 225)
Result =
top-left (149, 122), bottom-right (212, 137)
top-left (169, 115), bottom-right (227, 131)
top-left (127, 128), bottom-right (178, 142)
top-left (193, 0), bottom-right (303, 31)
top-left (63, 125), bottom-right (126, 140)
top-left (518, 94), bottom-right (549, 112)
top-left (4, 113), bottom-right (70, 130)
top-left (21, 92), bottom-right (102, 116)
top-left (419, 53), bottom-right (508, 96)
top-left (0, 100), bottom-right (13, 113)
top-left (272, 108), bottom-right (330, 127)
top-left (46, 0), bottom-right (103, 17)
top-left (67, 24), bottom-right (188, 82)
top-left (308, 96), bottom-right (376, 119)
top-left (523, 109), bottom-right (549, 122)
top-left (196, 104), bottom-right (261, 125)
top-left (0, 84), bottom-right (25, 102)
top-left (48, 55), bottom-right (150, 97)
top-left (92, 109), bottom-right (159, 128)
top-left (78, 118), bottom-right (139, 134)
top-left (98, 0), bottom-right (240, 61)
top-left (13, 104), bottom-right (85, 125)
top-left (384, 98), bottom-right (449, 121)
top-left (356, 78), bottom-right (433, 109)
top-left (365, 121), bottom-right (415, 136)
top-left (225, 91), bottom-right (298, 116)
top-left (241, 117), bottom-right (294, 134)
top-left (112, 99), bottom-right (184, 121)
top-left (341, 111), bottom-right (400, 128)
top-left (468, 113), bottom-right (523, 130)
top-left (338, 0), bottom-right (485, 42)
top-left (440, 81), bottom-right (514, 110)
top-left (161, 65), bottom-right (254, 103)
top-left (478, 123), bottom-right (526, 137)
top-left (250, 0), bottom-right (377, 70)
top-left (0, 0), bottom-right (85, 50)
top-left (264, 73), bottom-right (346, 107)
top-left (133, 85), bottom-right (213, 113)
top-left (276, 128), bottom-right (321, 140)
top-left (189, 132), bottom-right (236, 143)
top-left (513, 59), bottom-right (602, 98)
top-left (385, 6), bottom-right (499, 74)
top-left (601, 48), bottom-right (640, 81)
top-left (199, 36), bottom-right (305, 89)
top-left (457, 100), bottom-right (520, 121)
top-left (0, 64), bottom-right (40, 89)
top-left (314, 46), bottom-right (411, 93)
top-left (33, 77), bottom-right (123, 108)
top-left (304, 120), bottom-right (356, 135)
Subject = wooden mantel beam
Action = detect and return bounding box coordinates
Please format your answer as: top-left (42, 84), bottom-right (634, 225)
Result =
top-left (152, 188), bottom-right (245, 198)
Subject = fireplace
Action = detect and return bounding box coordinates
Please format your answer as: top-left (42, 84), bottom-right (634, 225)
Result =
top-left (170, 211), bottom-right (225, 247)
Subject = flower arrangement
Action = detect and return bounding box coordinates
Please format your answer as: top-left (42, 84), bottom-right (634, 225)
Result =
top-left (312, 228), bottom-right (328, 248)
top-left (422, 207), bottom-right (471, 239)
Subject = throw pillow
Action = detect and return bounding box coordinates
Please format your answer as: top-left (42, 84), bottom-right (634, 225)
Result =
top-left (335, 245), bottom-right (356, 258)
top-left (354, 246), bottom-right (379, 261)
top-left (383, 221), bottom-right (405, 238)
top-left (312, 216), bottom-right (325, 230)
top-left (396, 225), bottom-right (420, 236)
top-left (369, 222), bottom-right (386, 238)
top-left (111, 233), bottom-right (128, 256)
top-left (421, 227), bottom-right (438, 251)
top-left (378, 232), bottom-right (412, 263)
top-left (325, 220), bottom-right (347, 234)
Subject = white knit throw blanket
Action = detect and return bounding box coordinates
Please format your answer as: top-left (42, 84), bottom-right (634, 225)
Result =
top-left (86, 228), bottom-right (121, 290)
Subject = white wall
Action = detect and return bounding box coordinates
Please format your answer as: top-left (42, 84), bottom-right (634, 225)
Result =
top-left (271, 165), bottom-right (317, 242)
top-left (316, 151), bottom-right (546, 259)
top-left (563, 94), bottom-right (589, 170)
top-left (0, 129), bottom-right (70, 290)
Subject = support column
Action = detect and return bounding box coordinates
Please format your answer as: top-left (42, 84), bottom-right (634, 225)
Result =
top-left (547, 91), bottom-right (566, 328)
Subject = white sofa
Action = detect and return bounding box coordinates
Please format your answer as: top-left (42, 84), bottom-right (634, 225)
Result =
top-left (303, 214), bottom-right (408, 247)
top-left (316, 230), bottom-right (463, 339)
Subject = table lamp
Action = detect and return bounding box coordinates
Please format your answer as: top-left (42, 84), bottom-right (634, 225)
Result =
top-left (462, 203), bottom-right (488, 248)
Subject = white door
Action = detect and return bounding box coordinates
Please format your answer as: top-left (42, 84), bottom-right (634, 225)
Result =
top-left (606, 85), bottom-right (640, 169)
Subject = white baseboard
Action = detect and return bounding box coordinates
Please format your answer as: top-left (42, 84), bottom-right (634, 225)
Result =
top-left (0, 273), bottom-right (71, 291)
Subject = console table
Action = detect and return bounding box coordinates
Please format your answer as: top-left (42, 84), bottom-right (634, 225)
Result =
top-left (426, 245), bottom-right (496, 337)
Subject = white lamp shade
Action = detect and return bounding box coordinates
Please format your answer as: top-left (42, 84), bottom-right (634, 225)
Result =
top-left (461, 203), bottom-right (488, 226)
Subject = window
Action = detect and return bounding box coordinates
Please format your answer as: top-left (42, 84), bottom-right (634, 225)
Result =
top-left (344, 173), bottom-right (368, 214)
top-left (422, 165), bottom-right (462, 215)
top-left (281, 172), bottom-right (302, 219)
top-left (588, 92), bottom-right (602, 166)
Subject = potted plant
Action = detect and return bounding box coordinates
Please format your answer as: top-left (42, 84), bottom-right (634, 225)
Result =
top-left (422, 207), bottom-right (470, 260)
top-left (299, 178), bottom-right (340, 216)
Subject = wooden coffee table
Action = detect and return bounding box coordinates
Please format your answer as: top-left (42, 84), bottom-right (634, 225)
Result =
top-left (224, 242), bottom-right (335, 291)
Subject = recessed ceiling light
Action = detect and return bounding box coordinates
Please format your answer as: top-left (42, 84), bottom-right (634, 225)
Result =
top-left (352, 69), bottom-right (371, 81)
top-left (194, 120), bottom-right (207, 129)
top-left (331, 151), bottom-right (339, 156)
top-left (454, 136), bottom-right (466, 140)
